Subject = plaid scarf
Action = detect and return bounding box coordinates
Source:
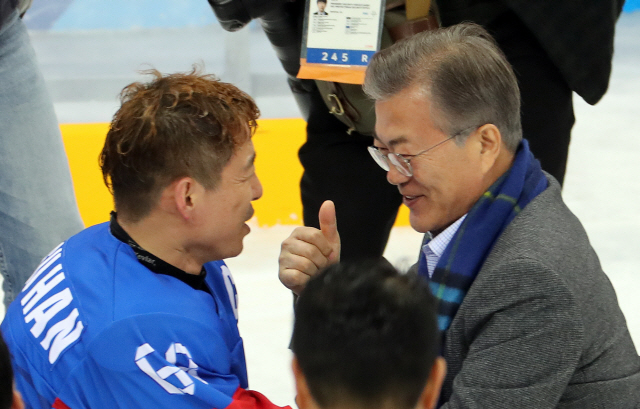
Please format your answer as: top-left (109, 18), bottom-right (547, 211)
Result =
top-left (418, 140), bottom-right (548, 332)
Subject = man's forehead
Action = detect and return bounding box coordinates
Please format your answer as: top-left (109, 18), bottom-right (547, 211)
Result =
top-left (224, 138), bottom-right (255, 168)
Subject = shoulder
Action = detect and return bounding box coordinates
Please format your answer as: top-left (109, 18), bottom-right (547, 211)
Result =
top-left (487, 176), bottom-right (598, 282)
top-left (3, 223), bottom-right (122, 363)
top-left (457, 174), bottom-right (623, 342)
top-left (1, 224), bottom-right (128, 405)
top-left (476, 177), bottom-right (595, 294)
top-left (55, 313), bottom-right (245, 409)
top-left (454, 177), bottom-right (593, 330)
top-left (85, 313), bottom-right (237, 366)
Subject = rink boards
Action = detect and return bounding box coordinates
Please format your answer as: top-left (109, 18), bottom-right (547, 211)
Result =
top-left (60, 119), bottom-right (412, 228)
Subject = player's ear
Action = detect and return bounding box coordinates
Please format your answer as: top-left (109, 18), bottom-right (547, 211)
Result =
top-left (417, 357), bottom-right (446, 409)
top-left (12, 389), bottom-right (25, 409)
top-left (292, 357), bottom-right (313, 409)
top-left (170, 177), bottom-right (202, 220)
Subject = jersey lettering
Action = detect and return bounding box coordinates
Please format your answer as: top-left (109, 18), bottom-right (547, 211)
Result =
top-left (22, 264), bottom-right (64, 314)
top-left (221, 265), bottom-right (239, 319)
top-left (23, 244), bottom-right (63, 291)
top-left (135, 343), bottom-right (206, 395)
top-left (25, 288), bottom-right (73, 338)
top-left (41, 308), bottom-right (84, 364)
top-left (19, 246), bottom-right (84, 364)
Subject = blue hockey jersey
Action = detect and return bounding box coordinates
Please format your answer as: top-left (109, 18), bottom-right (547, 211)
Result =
top-left (1, 222), bottom-right (288, 409)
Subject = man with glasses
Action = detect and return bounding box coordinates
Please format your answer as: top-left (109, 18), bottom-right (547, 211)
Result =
top-left (279, 23), bottom-right (640, 407)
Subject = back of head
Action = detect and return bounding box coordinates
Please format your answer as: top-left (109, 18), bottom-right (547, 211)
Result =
top-left (292, 260), bottom-right (440, 409)
top-left (364, 23), bottom-right (522, 152)
top-left (100, 67), bottom-right (260, 222)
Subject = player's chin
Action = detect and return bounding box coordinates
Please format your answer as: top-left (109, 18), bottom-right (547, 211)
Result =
top-left (224, 240), bottom-right (245, 260)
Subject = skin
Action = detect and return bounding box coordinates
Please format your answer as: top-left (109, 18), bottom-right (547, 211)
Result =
top-left (278, 84), bottom-right (513, 294)
top-left (317, 1), bottom-right (326, 12)
top-left (279, 200), bottom-right (340, 295)
top-left (120, 138), bottom-right (262, 274)
top-left (373, 85), bottom-right (510, 234)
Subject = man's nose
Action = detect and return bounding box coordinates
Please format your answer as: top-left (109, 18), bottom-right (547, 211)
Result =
top-left (251, 174), bottom-right (263, 201)
top-left (386, 165), bottom-right (411, 186)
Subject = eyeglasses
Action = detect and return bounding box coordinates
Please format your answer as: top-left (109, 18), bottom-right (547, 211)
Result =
top-left (367, 126), bottom-right (478, 177)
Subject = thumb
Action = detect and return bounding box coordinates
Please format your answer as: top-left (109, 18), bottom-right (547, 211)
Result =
top-left (319, 200), bottom-right (341, 262)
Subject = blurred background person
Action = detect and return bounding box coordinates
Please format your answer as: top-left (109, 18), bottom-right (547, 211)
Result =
top-left (0, 332), bottom-right (24, 409)
top-left (0, 0), bottom-right (83, 309)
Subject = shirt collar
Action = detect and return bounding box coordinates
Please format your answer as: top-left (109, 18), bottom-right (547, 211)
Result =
top-left (421, 214), bottom-right (467, 277)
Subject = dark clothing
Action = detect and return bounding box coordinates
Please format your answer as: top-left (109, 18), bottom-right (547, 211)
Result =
top-left (490, 9), bottom-right (575, 183)
top-left (300, 88), bottom-right (402, 258)
top-left (210, 0), bottom-right (621, 250)
top-left (0, 0), bottom-right (18, 27)
top-left (437, 176), bottom-right (640, 408)
top-left (437, 0), bottom-right (623, 184)
top-left (260, 0), bottom-right (403, 260)
top-left (437, 0), bottom-right (624, 105)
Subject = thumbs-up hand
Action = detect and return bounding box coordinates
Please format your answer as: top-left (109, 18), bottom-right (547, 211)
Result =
top-left (278, 200), bottom-right (341, 295)
top-left (318, 200), bottom-right (341, 263)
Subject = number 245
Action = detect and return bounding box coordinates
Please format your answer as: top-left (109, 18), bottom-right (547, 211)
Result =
top-left (322, 52), bottom-right (348, 62)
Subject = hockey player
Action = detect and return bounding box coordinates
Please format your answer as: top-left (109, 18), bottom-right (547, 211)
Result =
top-left (1, 69), bottom-right (290, 409)
top-left (291, 260), bottom-right (446, 409)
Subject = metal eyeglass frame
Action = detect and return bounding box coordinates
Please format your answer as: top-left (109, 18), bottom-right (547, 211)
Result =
top-left (367, 126), bottom-right (479, 177)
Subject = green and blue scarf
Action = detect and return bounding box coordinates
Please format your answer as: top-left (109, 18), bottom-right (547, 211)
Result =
top-left (418, 140), bottom-right (548, 332)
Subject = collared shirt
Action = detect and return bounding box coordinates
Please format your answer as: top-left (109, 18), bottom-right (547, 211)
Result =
top-left (422, 214), bottom-right (467, 278)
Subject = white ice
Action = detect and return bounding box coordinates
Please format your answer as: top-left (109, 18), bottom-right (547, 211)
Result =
top-left (1, 12), bottom-right (639, 409)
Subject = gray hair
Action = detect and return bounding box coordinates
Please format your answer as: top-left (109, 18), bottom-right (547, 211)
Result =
top-left (363, 23), bottom-right (522, 152)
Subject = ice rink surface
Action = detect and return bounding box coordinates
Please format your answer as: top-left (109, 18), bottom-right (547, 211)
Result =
top-left (2, 11), bottom-right (639, 408)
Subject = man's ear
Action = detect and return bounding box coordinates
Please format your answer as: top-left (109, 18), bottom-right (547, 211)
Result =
top-left (292, 357), bottom-right (313, 409)
top-left (475, 124), bottom-right (502, 174)
top-left (171, 177), bottom-right (202, 220)
top-left (418, 357), bottom-right (446, 409)
top-left (12, 389), bottom-right (24, 409)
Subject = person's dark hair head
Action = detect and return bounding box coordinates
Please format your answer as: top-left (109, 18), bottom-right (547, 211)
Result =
top-left (0, 333), bottom-right (14, 409)
top-left (292, 260), bottom-right (440, 409)
top-left (317, 0), bottom-right (326, 4)
top-left (364, 22), bottom-right (522, 152)
top-left (100, 67), bottom-right (260, 222)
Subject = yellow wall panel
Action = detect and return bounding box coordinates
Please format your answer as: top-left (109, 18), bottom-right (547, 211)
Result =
top-left (60, 123), bottom-right (113, 228)
top-left (60, 119), bottom-right (410, 228)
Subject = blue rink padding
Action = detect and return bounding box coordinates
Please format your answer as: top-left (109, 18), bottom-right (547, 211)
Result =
top-left (26, 0), bottom-right (216, 31)
top-left (624, 0), bottom-right (640, 12)
top-left (24, 0), bottom-right (640, 32)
